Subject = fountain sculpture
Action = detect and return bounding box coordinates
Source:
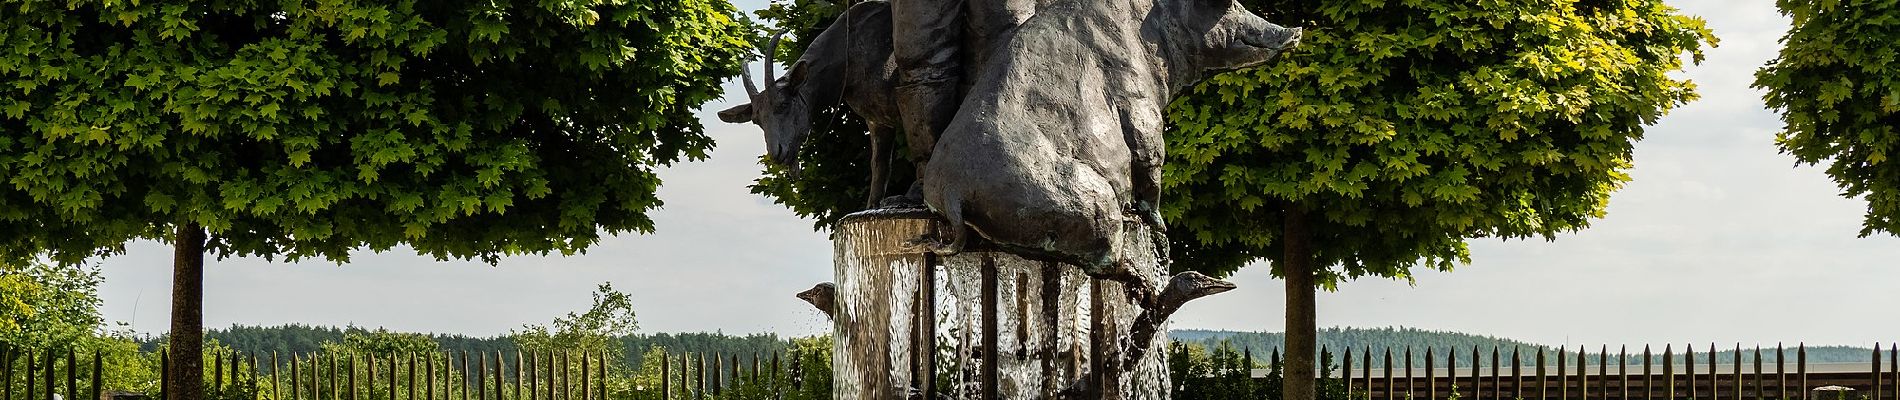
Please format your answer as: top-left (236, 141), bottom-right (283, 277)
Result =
top-left (725, 0), bottom-right (1302, 398)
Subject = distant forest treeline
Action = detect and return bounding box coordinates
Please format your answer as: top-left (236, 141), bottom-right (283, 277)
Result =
top-left (1170, 327), bottom-right (1881, 367)
top-left (172, 325), bottom-right (1881, 372)
top-left (138, 324), bottom-right (788, 369)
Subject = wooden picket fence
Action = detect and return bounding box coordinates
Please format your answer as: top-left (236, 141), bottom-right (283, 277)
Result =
top-left (16, 341), bottom-right (1898, 400)
top-left (1342, 344), bottom-right (1900, 400)
top-left (0, 345), bottom-right (808, 400)
top-left (0, 346), bottom-right (104, 400)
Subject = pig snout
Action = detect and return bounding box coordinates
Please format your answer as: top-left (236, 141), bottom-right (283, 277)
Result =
top-left (1197, 6), bottom-right (1303, 72)
top-left (1243, 26), bottom-right (1300, 51)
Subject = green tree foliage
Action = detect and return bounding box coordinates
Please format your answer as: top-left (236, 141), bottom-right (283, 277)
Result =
top-left (1169, 342), bottom-right (1267, 399)
top-left (512, 283), bottom-right (640, 356)
top-left (199, 324), bottom-right (524, 357)
top-left (327, 328), bottom-right (443, 356)
top-left (209, 333), bottom-right (825, 400)
top-left (775, 336), bottom-right (834, 400)
top-left (0, 262), bottom-right (158, 396)
top-left (616, 346), bottom-right (676, 400)
top-left (616, 332), bottom-right (788, 367)
top-left (1168, 342), bottom-right (1350, 400)
top-left (0, 0), bottom-right (752, 264)
top-left (511, 282), bottom-right (642, 398)
top-left (1172, 327), bottom-right (1548, 367)
top-left (1179, 328), bottom-right (1881, 367)
top-left (82, 343), bottom-right (255, 400)
top-left (1164, 2), bottom-right (1713, 399)
top-left (0, 1), bottom-right (751, 397)
top-left (608, 336), bottom-right (831, 400)
top-left (639, 338), bottom-right (827, 400)
top-left (4, 334), bottom-right (165, 397)
top-left (203, 324), bottom-right (353, 356)
top-left (265, 341), bottom-right (478, 400)
top-left (1164, 0), bottom-right (1715, 279)
top-left (0, 263), bottom-right (102, 349)
top-left (196, 324), bottom-right (790, 371)
top-left (93, 332), bottom-right (167, 395)
top-left (1756, 0), bottom-right (1900, 236)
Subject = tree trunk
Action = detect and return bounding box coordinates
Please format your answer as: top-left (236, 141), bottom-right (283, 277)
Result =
top-left (1283, 206), bottom-right (1317, 400)
top-left (167, 223), bottom-right (206, 400)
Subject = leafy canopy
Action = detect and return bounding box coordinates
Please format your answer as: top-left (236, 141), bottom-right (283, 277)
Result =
top-left (512, 282), bottom-right (640, 354)
top-left (326, 327), bottom-right (443, 356)
top-left (1756, 0), bottom-right (1900, 236)
top-left (0, 262), bottom-right (157, 394)
top-left (1163, 0), bottom-right (1715, 281)
top-left (0, 0), bottom-right (753, 263)
top-left (0, 262), bottom-right (103, 348)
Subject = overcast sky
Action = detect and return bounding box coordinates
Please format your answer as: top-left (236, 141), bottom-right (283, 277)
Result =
top-left (92, 0), bottom-right (1900, 349)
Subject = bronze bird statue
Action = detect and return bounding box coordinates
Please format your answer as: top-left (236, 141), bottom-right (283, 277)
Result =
top-left (1124, 271), bottom-right (1237, 369)
top-left (796, 282), bottom-right (837, 319)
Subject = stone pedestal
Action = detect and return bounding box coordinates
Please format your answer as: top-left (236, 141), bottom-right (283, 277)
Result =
top-left (831, 208), bottom-right (1172, 400)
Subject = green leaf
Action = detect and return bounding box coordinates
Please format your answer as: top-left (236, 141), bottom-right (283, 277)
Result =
top-left (1757, 0), bottom-right (1900, 237)
top-left (0, 0), bottom-right (753, 267)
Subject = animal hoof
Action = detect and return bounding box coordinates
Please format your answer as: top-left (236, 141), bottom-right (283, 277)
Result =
top-left (1132, 202), bottom-right (1167, 229)
top-left (878, 193), bottom-right (926, 208)
top-left (905, 234), bottom-right (961, 256)
top-left (1085, 259), bottom-right (1143, 284)
top-left (925, 239), bottom-right (960, 256)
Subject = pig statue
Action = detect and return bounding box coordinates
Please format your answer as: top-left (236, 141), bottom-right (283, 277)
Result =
top-left (921, 0), bottom-right (1302, 277)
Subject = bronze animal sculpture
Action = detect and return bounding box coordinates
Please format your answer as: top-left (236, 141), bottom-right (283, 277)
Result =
top-left (720, 1), bottom-right (903, 208)
top-left (892, 0), bottom-right (1053, 203)
top-left (921, 0), bottom-right (1302, 276)
top-left (1124, 271), bottom-right (1237, 368)
top-left (796, 282), bottom-right (837, 319)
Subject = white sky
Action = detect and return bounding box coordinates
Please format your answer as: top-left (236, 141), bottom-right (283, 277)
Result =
top-left (94, 0), bottom-right (1900, 349)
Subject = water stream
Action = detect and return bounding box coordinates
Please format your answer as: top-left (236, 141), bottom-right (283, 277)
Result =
top-left (831, 209), bottom-right (1177, 399)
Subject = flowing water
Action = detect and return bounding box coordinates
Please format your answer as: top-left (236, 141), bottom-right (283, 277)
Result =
top-left (832, 209), bottom-right (1175, 399)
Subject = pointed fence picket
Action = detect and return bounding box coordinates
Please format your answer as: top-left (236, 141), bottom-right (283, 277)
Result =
top-left (0, 346), bottom-right (104, 400)
top-left (8, 342), bottom-right (1898, 400)
top-left (0, 346), bottom-right (810, 400)
top-left (1329, 343), bottom-right (1900, 400)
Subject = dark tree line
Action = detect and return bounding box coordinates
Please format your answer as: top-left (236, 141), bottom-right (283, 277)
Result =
top-left (1175, 327), bottom-right (1883, 367)
top-left (152, 325), bottom-right (791, 371)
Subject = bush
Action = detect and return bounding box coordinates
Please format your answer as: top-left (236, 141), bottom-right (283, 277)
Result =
top-left (1170, 340), bottom-right (1355, 400)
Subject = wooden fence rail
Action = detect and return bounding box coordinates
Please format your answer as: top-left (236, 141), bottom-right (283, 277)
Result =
top-left (0, 345), bottom-right (804, 400)
top-left (1342, 344), bottom-right (1898, 400)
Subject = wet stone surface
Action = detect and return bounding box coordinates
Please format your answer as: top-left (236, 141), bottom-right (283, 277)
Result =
top-left (830, 209), bottom-right (1174, 400)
